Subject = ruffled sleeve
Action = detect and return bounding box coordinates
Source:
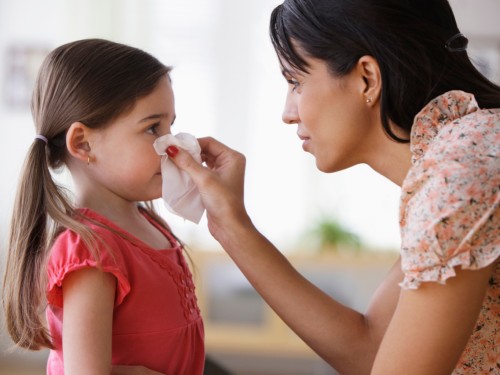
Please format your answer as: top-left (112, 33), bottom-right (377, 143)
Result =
top-left (399, 91), bottom-right (500, 290)
top-left (46, 227), bottom-right (131, 307)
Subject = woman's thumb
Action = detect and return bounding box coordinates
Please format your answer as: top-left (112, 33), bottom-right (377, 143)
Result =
top-left (166, 145), bottom-right (205, 182)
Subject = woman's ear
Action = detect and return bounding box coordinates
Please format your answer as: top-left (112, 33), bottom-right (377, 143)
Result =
top-left (357, 55), bottom-right (382, 105)
top-left (66, 122), bottom-right (92, 163)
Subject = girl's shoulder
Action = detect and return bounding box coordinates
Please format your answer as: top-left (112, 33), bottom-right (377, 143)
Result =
top-left (47, 209), bottom-right (131, 308)
top-left (50, 208), bottom-right (127, 256)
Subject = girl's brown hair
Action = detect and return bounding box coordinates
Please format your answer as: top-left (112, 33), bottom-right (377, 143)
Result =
top-left (2, 39), bottom-right (171, 350)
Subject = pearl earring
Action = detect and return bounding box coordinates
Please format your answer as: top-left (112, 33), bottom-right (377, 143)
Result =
top-left (365, 97), bottom-right (372, 103)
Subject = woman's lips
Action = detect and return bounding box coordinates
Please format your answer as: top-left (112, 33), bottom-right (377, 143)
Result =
top-left (297, 133), bottom-right (310, 151)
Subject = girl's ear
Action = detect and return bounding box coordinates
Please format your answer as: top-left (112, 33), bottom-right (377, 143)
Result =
top-left (357, 55), bottom-right (382, 105)
top-left (66, 122), bottom-right (92, 163)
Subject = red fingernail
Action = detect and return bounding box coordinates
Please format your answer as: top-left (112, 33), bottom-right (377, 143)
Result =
top-left (166, 145), bottom-right (179, 158)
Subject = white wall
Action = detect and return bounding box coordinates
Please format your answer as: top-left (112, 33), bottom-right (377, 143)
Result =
top-left (0, 0), bottom-right (499, 368)
top-left (0, 0), bottom-right (499, 255)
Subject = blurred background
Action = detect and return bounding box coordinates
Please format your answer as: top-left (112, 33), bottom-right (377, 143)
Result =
top-left (0, 0), bottom-right (499, 374)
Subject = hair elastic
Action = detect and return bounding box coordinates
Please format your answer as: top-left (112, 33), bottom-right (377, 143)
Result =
top-left (445, 33), bottom-right (468, 52)
top-left (35, 135), bottom-right (48, 144)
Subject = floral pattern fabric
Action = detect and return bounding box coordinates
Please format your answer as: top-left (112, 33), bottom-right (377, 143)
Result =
top-left (399, 90), bottom-right (499, 373)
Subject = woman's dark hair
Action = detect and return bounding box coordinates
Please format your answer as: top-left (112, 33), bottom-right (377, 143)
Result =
top-left (270, 0), bottom-right (500, 142)
top-left (3, 39), bottom-right (171, 350)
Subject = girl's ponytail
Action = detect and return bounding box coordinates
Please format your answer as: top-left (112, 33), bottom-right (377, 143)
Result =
top-left (3, 138), bottom-right (95, 350)
top-left (4, 139), bottom-right (54, 349)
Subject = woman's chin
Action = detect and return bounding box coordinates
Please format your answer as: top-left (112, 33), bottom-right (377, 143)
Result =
top-left (315, 161), bottom-right (336, 173)
top-left (315, 158), bottom-right (351, 174)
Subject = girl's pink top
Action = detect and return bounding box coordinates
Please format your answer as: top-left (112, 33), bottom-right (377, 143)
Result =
top-left (400, 91), bottom-right (499, 373)
top-left (45, 208), bottom-right (205, 374)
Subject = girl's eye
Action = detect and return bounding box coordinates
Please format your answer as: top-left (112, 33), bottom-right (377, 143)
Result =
top-left (146, 123), bottom-right (160, 135)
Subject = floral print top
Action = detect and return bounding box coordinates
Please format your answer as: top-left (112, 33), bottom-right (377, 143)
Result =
top-left (399, 90), bottom-right (499, 373)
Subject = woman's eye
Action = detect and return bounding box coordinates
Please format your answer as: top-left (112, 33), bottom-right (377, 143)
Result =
top-left (146, 123), bottom-right (160, 135)
top-left (287, 79), bottom-right (300, 92)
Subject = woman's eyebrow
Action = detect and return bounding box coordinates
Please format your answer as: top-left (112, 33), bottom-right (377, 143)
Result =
top-left (281, 68), bottom-right (292, 77)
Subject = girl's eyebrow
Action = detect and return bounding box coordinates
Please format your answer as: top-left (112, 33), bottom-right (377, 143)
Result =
top-left (138, 113), bottom-right (170, 123)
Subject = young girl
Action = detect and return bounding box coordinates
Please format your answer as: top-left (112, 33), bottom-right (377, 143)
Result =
top-left (2, 39), bottom-right (205, 374)
top-left (166, 0), bottom-right (499, 374)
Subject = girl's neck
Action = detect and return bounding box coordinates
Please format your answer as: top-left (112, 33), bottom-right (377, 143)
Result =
top-left (76, 189), bottom-right (142, 225)
top-left (77, 194), bottom-right (172, 250)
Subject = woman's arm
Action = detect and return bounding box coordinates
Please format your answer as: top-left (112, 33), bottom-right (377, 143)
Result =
top-left (371, 263), bottom-right (494, 375)
top-left (223, 221), bottom-right (403, 374)
top-left (62, 267), bottom-right (116, 374)
top-left (171, 137), bottom-right (494, 374)
top-left (169, 138), bottom-right (402, 374)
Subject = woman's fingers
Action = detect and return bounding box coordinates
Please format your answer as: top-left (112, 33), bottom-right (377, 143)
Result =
top-left (166, 144), bottom-right (209, 186)
top-left (198, 137), bottom-right (245, 174)
top-left (168, 137), bottom-right (250, 238)
top-left (169, 137), bottom-right (245, 197)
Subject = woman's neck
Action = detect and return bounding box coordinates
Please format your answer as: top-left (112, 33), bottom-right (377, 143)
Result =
top-left (364, 122), bottom-right (413, 187)
top-left (370, 140), bottom-right (412, 186)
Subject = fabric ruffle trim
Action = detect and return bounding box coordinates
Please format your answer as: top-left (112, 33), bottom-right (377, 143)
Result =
top-left (400, 246), bottom-right (499, 290)
top-left (47, 259), bottom-right (131, 307)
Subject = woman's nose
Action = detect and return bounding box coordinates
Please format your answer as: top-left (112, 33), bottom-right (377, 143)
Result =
top-left (282, 95), bottom-right (299, 125)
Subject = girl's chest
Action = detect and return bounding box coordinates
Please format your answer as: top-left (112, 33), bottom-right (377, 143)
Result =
top-left (114, 248), bottom-right (200, 330)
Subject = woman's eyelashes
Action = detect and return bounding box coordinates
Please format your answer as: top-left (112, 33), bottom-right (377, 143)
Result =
top-left (287, 78), bottom-right (300, 92)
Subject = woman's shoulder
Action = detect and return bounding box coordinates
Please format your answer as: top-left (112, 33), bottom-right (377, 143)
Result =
top-left (400, 92), bottom-right (499, 289)
top-left (403, 90), bottom-right (499, 209)
top-left (410, 90), bottom-right (500, 165)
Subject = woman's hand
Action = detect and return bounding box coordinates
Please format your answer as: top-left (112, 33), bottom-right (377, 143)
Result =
top-left (168, 136), bottom-right (252, 241)
top-left (111, 365), bottom-right (164, 375)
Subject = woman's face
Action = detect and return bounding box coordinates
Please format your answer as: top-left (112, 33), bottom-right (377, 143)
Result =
top-left (280, 54), bottom-right (379, 173)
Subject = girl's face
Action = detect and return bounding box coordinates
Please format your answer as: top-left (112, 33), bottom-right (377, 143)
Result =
top-left (280, 55), bottom-right (379, 173)
top-left (88, 75), bottom-right (175, 203)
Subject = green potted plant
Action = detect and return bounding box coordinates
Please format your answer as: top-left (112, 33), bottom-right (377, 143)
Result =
top-left (309, 216), bottom-right (362, 253)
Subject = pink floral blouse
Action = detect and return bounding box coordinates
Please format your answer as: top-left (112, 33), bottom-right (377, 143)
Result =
top-left (399, 90), bottom-right (499, 373)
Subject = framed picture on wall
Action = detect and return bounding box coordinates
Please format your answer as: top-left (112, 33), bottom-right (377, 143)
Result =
top-left (1, 44), bottom-right (50, 111)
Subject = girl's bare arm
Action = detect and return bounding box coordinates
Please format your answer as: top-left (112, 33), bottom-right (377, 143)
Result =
top-left (62, 268), bottom-right (116, 374)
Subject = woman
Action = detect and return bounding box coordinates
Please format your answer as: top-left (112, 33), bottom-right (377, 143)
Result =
top-left (166, 0), bottom-right (499, 373)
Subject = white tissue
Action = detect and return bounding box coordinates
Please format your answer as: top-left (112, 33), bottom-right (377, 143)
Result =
top-left (153, 132), bottom-right (205, 223)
